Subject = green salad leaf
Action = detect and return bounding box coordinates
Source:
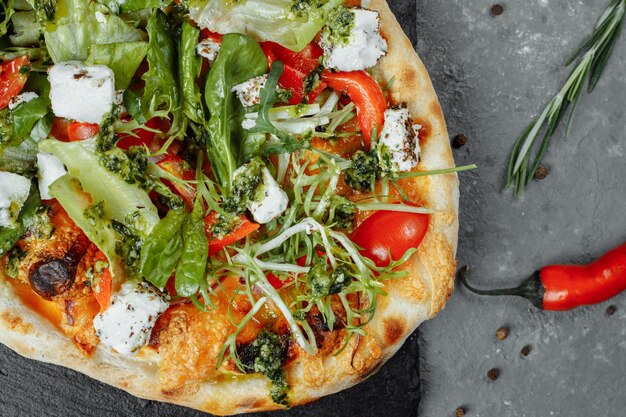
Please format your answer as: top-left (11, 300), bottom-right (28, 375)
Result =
top-left (189, 0), bottom-right (344, 52)
top-left (204, 33), bottom-right (267, 194)
top-left (175, 199), bottom-right (208, 297)
top-left (0, 184), bottom-right (40, 257)
top-left (86, 41), bottom-right (148, 89)
top-left (179, 21), bottom-right (204, 124)
top-left (11, 96), bottom-right (50, 140)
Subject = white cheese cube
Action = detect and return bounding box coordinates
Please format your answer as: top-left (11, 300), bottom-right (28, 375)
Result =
top-left (320, 8), bottom-right (387, 72)
top-left (197, 38), bottom-right (221, 61)
top-left (0, 172), bottom-right (31, 227)
top-left (248, 167), bottom-right (289, 224)
top-left (93, 281), bottom-right (169, 356)
top-left (376, 107), bottom-right (421, 173)
top-left (37, 152), bottom-right (67, 200)
top-left (49, 62), bottom-right (115, 124)
top-left (232, 74), bottom-right (268, 108)
top-left (8, 92), bottom-right (39, 111)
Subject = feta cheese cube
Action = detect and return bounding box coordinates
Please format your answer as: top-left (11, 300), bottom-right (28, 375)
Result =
top-left (49, 62), bottom-right (115, 124)
top-left (233, 161), bottom-right (288, 224)
top-left (376, 107), bottom-right (421, 173)
top-left (0, 172), bottom-right (31, 227)
top-left (232, 74), bottom-right (268, 108)
top-left (8, 92), bottom-right (39, 111)
top-left (248, 167), bottom-right (289, 224)
top-left (93, 281), bottom-right (169, 356)
top-left (197, 38), bottom-right (221, 61)
top-left (37, 152), bottom-right (67, 200)
top-left (320, 8), bottom-right (387, 72)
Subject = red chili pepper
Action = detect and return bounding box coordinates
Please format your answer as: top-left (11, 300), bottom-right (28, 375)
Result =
top-left (459, 242), bottom-right (626, 311)
top-left (321, 70), bottom-right (387, 149)
top-left (261, 41), bottom-right (326, 105)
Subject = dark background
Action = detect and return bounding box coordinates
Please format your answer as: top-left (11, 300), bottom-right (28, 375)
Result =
top-left (2, 1), bottom-right (625, 416)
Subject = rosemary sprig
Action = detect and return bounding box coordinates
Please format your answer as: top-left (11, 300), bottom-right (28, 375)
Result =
top-left (506, 0), bottom-right (625, 194)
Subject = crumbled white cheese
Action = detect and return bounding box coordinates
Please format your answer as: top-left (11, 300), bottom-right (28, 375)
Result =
top-left (0, 172), bottom-right (31, 227)
top-left (48, 62), bottom-right (115, 124)
top-left (8, 92), bottom-right (39, 111)
top-left (376, 107), bottom-right (421, 173)
top-left (233, 162), bottom-right (289, 224)
top-left (320, 8), bottom-right (387, 72)
top-left (196, 38), bottom-right (221, 61)
top-left (37, 153), bottom-right (67, 200)
top-left (93, 281), bottom-right (169, 356)
top-left (231, 74), bottom-right (268, 108)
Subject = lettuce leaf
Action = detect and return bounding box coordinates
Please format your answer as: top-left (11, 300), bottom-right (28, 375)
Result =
top-left (44, 0), bottom-right (145, 63)
top-left (189, 0), bottom-right (343, 52)
top-left (86, 41), bottom-right (148, 89)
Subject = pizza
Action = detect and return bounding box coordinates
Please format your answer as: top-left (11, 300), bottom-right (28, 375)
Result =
top-left (0, 0), bottom-right (458, 414)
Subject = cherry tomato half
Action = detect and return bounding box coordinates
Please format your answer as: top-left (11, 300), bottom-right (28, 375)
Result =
top-left (0, 55), bottom-right (30, 110)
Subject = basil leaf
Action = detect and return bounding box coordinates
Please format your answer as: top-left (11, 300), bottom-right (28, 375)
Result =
top-left (86, 41), bottom-right (148, 89)
top-left (140, 208), bottom-right (186, 289)
top-left (142, 9), bottom-right (181, 134)
top-left (11, 96), bottom-right (50, 140)
top-left (179, 21), bottom-right (204, 124)
top-left (175, 199), bottom-right (208, 297)
top-left (204, 33), bottom-right (267, 194)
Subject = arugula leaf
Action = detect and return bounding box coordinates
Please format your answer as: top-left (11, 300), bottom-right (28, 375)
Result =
top-left (86, 41), bottom-right (148, 89)
top-left (175, 199), bottom-right (208, 297)
top-left (142, 9), bottom-right (181, 135)
top-left (11, 96), bottom-right (50, 140)
top-left (179, 21), bottom-right (204, 124)
top-left (189, 0), bottom-right (344, 52)
top-left (204, 33), bottom-right (267, 194)
top-left (44, 0), bottom-right (145, 63)
top-left (0, 183), bottom-right (40, 257)
top-left (140, 208), bottom-right (186, 289)
top-left (245, 61), bottom-right (310, 155)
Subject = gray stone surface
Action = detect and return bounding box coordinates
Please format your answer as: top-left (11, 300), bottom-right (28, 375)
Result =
top-left (1, 1), bottom-right (626, 417)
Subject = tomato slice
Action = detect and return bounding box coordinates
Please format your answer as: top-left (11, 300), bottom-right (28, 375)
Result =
top-left (321, 70), bottom-right (387, 148)
top-left (67, 122), bottom-right (99, 142)
top-left (92, 251), bottom-right (113, 312)
top-left (351, 211), bottom-right (429, 267)
top-left (261, 41), bottom-right (326, 105)
top-left (49, 118), bottom-right (73, 142)
top-left (157, 155), bottom-right (196, 211)
top-left (0, 55), bottom-right (30, 110)
top-left (205, 212), bottom-right (260, 256)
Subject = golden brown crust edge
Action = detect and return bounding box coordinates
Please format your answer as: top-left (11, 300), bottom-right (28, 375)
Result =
top-left (0, 1), bottom-right (458, 415)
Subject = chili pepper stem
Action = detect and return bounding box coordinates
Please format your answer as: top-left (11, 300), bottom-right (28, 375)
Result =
top-left (457, 266), bottom-right (545, 309)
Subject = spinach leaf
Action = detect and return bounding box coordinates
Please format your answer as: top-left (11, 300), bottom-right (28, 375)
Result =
top-left (140, 208), bottom-right (186, 289)
top-left (44, 0), bottom-right (145, 63)
top-left (245, 61), bottom-right (310, 155)
top-left (0, 184), bottom-right (40, 256)
top-left (142, 9), bottom-right (181, 135)
top-left (204, 33), bottom-right (267, 194)
top-left (179, 21), bottom-right (204, 124)
top-left (175, 199), bottom-right (208, 297)
top-left (11, 96), bottom-right (50, 140)
top-left (86, 41), bottom-right (148, 89)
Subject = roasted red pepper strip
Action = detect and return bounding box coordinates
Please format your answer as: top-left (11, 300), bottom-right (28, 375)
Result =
top-left (156, 155), bottom-right (196, 211)
top-left (67, 122), bottom-right (99, 142)
top-left (0, 55), bottom-right (30, 110)
top-left (459, 242), bottom-right (626, 311)
top-left (205, 213), bottom-right (260, 256)
top-left (321, 70), bottom-right (387, 149)
top-left (261, 41), bottom-right (326, 105)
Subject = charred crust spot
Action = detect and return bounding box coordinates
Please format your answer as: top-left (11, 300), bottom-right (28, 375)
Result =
top-left (417, 118), bottom-right (432, 144)
top-left (383, 317), bottom-right (405, 345)
top-left (398, 67), bottom-right (417, 88)
top-left (0, 311), bottom-right (34, 333)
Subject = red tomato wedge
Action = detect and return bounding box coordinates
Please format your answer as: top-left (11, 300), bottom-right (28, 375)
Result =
top-left (205, 213), bottom-right (260, 256)
top-left (321, 70), bottom-right (387, 148)
top-left (0, 55), bottom-right (30, 110)
top-left (351, 211), bottom-right (429, 267)
top-left (67, 122), bottom-right (99, 141)
top-left (261, 41), bottom-right (326, 105)
top-left (50, 118), bottom-right (73, 142)
top-left (156, 155), bottom-right (196, 211)
top-left (92, 251), bottom-right (113, 312)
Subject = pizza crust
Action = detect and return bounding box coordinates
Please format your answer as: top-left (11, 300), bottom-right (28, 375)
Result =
top-left (0, 1), bottom-right (458, 414)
